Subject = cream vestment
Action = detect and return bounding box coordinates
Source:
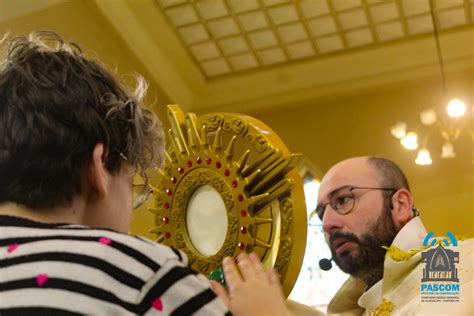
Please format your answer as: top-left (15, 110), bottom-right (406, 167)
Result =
top-left (327, 217), bottom-right (473, 315)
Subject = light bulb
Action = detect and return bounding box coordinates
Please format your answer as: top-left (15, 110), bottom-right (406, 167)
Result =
top-left (416, 149), bottom-right (432, 165)
top-left (401, 132), bottom-right (418, 150)
top-left (420, 109), bottom-right (437, 125)
top-left (446, 99), bottom-right (466, 118)
top-left (441, 142), bottom-right (456, 158)
top-left (391, 121), bottom-right (407, 139)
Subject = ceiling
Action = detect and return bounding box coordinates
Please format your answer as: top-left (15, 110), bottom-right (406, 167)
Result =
top-left (90, 0), bottom-right (474, 114)
top-left (156, 0), bottom-right (472, 78)
top-left (3, 0), bottom-right (471, 113)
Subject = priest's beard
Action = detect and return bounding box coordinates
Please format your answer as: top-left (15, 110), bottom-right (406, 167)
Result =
top-left (329, 201), bottom-right (399, 288)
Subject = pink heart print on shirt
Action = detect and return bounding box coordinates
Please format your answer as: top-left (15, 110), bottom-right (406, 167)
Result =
top-left (7, 243), bottom-right (18, 253)
top-left (98, 237), bottom-right (112, 245)
top-left (36, 274), bottom-right (48, 287)
top-left (152, 298), bottom-right (163, 311)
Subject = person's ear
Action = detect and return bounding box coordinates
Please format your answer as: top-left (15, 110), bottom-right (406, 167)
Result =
top-left (391, 188), bottom-right (413, 228)
top-left (87, 143), bottom-right (108, 200)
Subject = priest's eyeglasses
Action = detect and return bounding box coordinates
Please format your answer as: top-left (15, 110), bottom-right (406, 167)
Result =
top-left (315, 186), bottom-right (398, 221)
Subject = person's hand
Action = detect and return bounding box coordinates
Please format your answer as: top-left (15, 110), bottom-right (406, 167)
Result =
top-left (210, 252), bottom-right (287, 316)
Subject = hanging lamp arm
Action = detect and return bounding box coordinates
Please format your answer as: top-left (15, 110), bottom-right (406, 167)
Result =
top-left (429, 0), bottom-right (447, 92)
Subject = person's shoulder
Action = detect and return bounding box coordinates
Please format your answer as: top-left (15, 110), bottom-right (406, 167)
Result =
top-left (64, 225), bottom-right (187, 267)
top-left (1, 217), bottom-right (189, 279)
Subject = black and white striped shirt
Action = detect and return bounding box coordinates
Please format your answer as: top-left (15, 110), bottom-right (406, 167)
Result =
top-left (0, 215), bottom-right (230, 315)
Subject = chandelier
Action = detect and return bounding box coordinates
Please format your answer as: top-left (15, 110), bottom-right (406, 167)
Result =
top-left (390, 0), bottom-right (470, 166)
top-left (391, 100), bottom-right (468, 165)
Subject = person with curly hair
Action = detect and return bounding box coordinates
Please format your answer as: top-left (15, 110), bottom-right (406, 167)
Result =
top-left (0, 31), bottom-right (286, 316)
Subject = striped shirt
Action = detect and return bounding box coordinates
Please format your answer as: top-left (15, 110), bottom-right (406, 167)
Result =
top-left (0, 215), bottom-right (230, 315)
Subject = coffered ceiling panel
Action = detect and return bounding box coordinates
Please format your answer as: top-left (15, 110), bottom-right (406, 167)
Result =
top-left (92, 0), bottom-right (474, 113)
top-left (155, 0), bottom-right (473, 79)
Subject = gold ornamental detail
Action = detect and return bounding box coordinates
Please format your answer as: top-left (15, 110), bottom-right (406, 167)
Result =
top-left (149, 104), bottom-right (307, 296)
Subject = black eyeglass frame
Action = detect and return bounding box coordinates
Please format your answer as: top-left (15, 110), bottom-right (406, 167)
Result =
top-left (315, 186), bottom-right (398, 220)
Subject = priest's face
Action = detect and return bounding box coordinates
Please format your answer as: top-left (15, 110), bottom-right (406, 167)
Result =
top-left (317, 157), bottom-right (399, 279)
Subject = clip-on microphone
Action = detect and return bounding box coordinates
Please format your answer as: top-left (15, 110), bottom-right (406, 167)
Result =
top-left (319, 257), bottom-right (333, 271)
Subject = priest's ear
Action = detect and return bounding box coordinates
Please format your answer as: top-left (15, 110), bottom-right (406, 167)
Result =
top-left (390, 188), bottom-right (414, 228)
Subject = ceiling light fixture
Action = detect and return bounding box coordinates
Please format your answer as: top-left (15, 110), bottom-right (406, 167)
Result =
top-left (390, 0), bottom-right (470, 166)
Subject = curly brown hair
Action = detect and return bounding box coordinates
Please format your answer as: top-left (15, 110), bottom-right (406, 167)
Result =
top-left (0, 31), bottom-right (165, 209)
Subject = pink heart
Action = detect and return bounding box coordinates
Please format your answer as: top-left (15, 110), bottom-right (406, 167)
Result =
top-left (7, 243), bottom-right (18, 253)
top-left (36, 274), bottom-right (48, 287)
top-left (152, 298), bottom-right (163, 311)
top-left (98, 237), bottom-right (112, 245)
